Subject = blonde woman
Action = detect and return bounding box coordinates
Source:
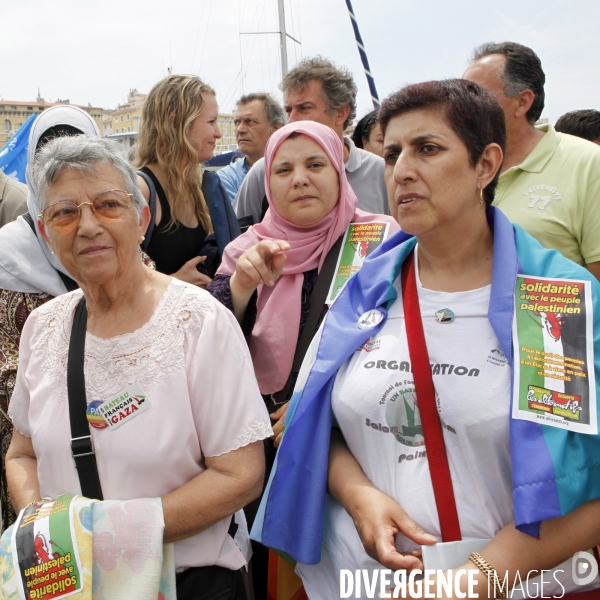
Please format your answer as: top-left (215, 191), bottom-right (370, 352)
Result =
top-left (136, 75), bottom-right (239, 287)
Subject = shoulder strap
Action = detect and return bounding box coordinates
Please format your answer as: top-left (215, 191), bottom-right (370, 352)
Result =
top-left (272, 233), bottom-right (345, 406)
top-left (136, 170), bottom-right (157, 251)
top-left (67, 297), bottom-right (104, 500)
top-left (401, 251), bottom-right (460, 542)
top-left (23, 212), bottom-right (79, 292)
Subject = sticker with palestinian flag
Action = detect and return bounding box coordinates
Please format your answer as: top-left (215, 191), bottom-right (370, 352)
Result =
top-left (327, 222), bottom-right (391, 305)
top-left (11, 495), bottom-right (84, 600)
top-left (512, 275), bottom-right (597, 435)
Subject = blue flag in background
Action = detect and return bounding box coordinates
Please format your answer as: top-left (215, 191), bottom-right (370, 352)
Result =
top-left (0, 113), bottom-right (36, 183)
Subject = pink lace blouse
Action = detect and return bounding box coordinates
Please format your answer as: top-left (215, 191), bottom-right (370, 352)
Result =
top-left (9, 278), bottom-right (272, 571)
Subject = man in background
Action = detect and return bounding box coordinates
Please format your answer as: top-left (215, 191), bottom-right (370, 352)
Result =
top-left (0, 170), bottom-right (27, 228)
top-left (217, 93), bottom-right (284, 203)
top-left (234, 56), bottom-right (390, 223)
top-left (555, 109), bottom-right (600, 146)
top-left (464, 42), bottom-right (600, 280)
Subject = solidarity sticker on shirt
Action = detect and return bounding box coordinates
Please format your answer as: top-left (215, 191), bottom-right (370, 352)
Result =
top-left (92, 383), bottom-right (150, 430)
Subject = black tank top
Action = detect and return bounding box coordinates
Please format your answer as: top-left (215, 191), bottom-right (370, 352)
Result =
top-left (141, 166), bottom-right (208, 275)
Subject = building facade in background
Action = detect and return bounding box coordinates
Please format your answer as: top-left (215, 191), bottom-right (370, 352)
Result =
top-left (104, 89), bottom-right (147, 152)
top-left (0, 92), bottom-right (103, 147)
top-left (216, 113), bottom-right (237, 154)
top-left (1, 88), bottom-right (239, 158)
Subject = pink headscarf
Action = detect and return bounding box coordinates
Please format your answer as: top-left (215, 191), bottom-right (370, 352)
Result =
top-left (218, 121), bottom-right (379, 395)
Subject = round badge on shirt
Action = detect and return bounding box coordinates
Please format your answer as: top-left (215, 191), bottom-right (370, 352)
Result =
top-left (86, 400), bottom-right (108, 429)
top-left (358, 309), bottom-right (385, 330)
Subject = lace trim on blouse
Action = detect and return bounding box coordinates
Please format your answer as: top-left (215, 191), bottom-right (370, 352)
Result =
top-left (30, 280), bottom-right (212, 405)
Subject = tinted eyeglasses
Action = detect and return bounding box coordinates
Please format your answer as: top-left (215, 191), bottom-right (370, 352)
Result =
top-left (39, 189), bottom-right (134, 234)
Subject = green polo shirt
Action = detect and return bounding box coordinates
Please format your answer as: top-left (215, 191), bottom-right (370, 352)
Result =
top-left (494, 124), bottom-right (600, 266)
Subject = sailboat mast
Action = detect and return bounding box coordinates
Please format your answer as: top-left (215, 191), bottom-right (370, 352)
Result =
top-left (277, 0), bottom-right (288, 79)
top-left (345, 0), bottom-right (380, 108)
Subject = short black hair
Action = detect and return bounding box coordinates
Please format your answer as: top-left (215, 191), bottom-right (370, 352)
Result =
top-left (352, 110), bottom-right (378, 149)
top-left (555, 110), bottom-right (600, 143)
top-left (472, 41), bottom-right (545, 124)
top-left (379, 79), bottom-right (506, 207)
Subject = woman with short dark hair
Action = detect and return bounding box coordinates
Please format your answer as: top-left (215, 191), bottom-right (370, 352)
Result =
top-left (252, 80), bottom-right (600, 599)
top-left (351, 110), bottom-right (383, 157)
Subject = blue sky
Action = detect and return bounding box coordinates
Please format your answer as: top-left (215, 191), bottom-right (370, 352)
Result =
top-left (1, 0), bottom-right (597, 124)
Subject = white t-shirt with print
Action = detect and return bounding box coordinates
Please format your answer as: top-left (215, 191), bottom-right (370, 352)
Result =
top-left (297, 250), bottom-right (596, 599)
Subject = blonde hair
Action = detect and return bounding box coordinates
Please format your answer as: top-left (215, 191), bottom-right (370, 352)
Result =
top-left (135, 75), bottom-right (215, 232)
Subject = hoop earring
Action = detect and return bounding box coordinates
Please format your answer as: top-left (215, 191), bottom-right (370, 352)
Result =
top-left (479, 188), bottom-right (484, 206)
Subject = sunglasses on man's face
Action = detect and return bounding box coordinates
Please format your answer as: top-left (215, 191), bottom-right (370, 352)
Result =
top-left (39, 189), bottom-right (134, 234)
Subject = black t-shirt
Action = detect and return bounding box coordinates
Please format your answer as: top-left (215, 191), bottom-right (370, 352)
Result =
top-left (141, 167), bottom-right (208, 275)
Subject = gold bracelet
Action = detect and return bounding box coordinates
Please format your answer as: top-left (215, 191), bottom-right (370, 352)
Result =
top-left (468, 552), bottom-right (507, 599)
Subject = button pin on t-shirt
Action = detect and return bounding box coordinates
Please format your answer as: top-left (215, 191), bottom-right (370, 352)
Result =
top-left (434, 308), bottom-right (455, 324)
top-left (86, 400), bottom-right (108, 429)
top-left (358, 309), bottom-right (385, 329)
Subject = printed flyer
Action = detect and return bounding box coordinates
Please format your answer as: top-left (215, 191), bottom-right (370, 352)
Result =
top-left (512, 275), bottom-right (597, 435)
top-left (11, 495), bottom-right (84, 600)
top-left (326, 222), bottom-right (391, 304)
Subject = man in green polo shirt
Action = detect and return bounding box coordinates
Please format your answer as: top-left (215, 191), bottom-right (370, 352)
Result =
top-left (464, 41), bottom-right (600, 280)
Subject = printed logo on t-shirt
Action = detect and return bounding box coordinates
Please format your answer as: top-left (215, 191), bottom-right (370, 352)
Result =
top-left (522, 184), bottom-right (562, 211)
top-left (487, 348), bottom-right (509, 367)
top-left (385, 387), bottom-right (424, 447)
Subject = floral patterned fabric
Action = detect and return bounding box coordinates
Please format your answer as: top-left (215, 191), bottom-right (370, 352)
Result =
top-left (0, 289), bottom-right (52, 532)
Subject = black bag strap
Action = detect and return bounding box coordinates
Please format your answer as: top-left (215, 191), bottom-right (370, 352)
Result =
top-left (271, 233), bottom-right (345, 406)
top-left (67, 297), bottom-right (104, 500)
top-left (136, 170), bottom-right (157, 252)
top-left (23, 212), bottom-right (79, 292)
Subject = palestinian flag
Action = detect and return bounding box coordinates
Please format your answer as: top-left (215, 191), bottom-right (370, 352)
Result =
top-left (327, 222), bottom-right (390, 304)
top-left (12, 495), bottom-right (84, 600)
top-left (513, 275), bottom-right (595, 433)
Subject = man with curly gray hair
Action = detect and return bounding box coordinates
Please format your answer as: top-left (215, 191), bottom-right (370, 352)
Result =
top-left (234, 56), bottom-right (390, 223)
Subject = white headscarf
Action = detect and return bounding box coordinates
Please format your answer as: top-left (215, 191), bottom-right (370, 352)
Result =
top-left (0, 105), bottom-right (100, 296)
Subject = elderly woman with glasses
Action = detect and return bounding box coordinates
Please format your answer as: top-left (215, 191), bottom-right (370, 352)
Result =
top-left (6, 136), bottom-right (271, 599)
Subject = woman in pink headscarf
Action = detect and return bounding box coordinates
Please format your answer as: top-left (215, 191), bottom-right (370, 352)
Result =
top-left (210, 120), bottom-right (397, 427)
top-left (208, 120), bottom-right (397, 599)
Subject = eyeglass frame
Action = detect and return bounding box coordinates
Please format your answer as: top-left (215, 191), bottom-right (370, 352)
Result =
top-left (38, 189), bottom-right (135, 226)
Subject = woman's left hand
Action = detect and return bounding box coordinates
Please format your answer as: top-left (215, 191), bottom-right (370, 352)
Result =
top-left (271, 402), bottom-right (289, 447)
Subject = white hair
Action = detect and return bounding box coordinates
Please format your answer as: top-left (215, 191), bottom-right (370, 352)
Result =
top-left (34, 135), bottom-right (146, 218)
